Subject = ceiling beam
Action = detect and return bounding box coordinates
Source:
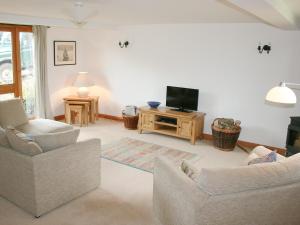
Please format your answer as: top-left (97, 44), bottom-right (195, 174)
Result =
top-left (222, 0), bottom-right (298, 30)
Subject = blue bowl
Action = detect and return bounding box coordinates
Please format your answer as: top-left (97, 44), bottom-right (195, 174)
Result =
top-left (147, 101), bottom-right (161, 109)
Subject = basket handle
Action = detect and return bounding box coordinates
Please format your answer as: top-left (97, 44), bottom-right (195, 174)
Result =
top-left (212, 118), bottom-right (220, 126)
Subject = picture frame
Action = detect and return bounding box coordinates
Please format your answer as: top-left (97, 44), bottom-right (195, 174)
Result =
top-left (53, 41), bottom-right (76, 66)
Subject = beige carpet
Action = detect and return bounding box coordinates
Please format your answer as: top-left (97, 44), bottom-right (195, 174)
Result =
top-left (0, 188), bottom-right (153, 225)
top-left (0, 119), bottom-right (248, 225)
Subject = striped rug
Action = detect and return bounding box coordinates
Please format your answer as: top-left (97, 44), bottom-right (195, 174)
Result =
top-left (102, 137), bottom-right (201, 173)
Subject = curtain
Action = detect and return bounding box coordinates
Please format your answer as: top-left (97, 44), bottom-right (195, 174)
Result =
top-left (33, 25), bottom-right (53, 119)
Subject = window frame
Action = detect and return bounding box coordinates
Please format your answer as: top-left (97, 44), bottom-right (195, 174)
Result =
top-left (0, 24), bottom-right (33, 97)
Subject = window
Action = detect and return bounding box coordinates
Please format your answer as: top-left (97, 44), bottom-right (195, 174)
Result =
top-left (0, 24), bottom-right (35, 116)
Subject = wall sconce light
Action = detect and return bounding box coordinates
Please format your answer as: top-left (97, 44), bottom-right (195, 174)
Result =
top-left (119, 41), bottom-right (129, 48)
top-left (258, 42), bottom-right (271, 54)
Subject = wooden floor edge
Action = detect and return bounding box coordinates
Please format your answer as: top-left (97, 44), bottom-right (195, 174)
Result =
top-left (54, 114), bottom-right (286, 155)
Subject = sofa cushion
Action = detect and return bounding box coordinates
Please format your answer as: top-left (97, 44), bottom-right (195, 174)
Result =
top-left (17, 119), bottom-right (73, 135)
top-left (32, 129), bottom-right (80, 152)
top-left (244, 146), bottom-right (286, 165)
top-left (0, 126), bottom-right (10, 148)
top-left (195, 154), bottom-right (300, 195)
top-left (6, 128), bottom-right (43, 156)
top-left (181, 160), bottom-right (201, 180)
top-left (0, 98), bottom-right (28, 128)
top-left (248, 151), bottom-right (277, 165)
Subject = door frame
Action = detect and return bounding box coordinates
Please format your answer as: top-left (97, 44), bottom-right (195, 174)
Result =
top-left (0, 24), bottom-right (32, 97)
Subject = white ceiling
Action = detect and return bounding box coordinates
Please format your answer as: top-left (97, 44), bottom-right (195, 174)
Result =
top-left (1, 0), bottom-right (300, 29)
top-left (0, 0), bottom-right (259, 26)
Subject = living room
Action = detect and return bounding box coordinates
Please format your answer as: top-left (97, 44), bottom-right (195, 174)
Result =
top-left (1, 1), bottom-right (300, 225)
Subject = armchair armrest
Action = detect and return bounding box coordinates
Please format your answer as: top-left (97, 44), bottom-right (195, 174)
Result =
top-left (153, 156), bottom-right (209, 225)
top-left (32, 138), bottom-right (101, 216)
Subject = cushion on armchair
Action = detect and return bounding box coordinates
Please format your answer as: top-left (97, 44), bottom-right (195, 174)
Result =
top-left (0, 98), bottom-right (28, 128)
top-left (6, 128), bottom-right (43, 156)
top-left (0, 126), bottom-right (10, 148)
top-left (32, 129), bottom-right (80, 152)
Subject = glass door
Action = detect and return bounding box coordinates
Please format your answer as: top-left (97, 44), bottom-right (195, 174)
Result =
top-left (0, 25), bottom-right (35, 116)
top-left (0, 27), bottom-right (18, 99)
top-left (19, 31), bottom-right (35, 116)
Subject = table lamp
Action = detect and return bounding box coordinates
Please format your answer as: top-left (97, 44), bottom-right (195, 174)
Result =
top-left (73, 72), bottom-right (94, 97)
top-left (265, 82), bottom-right (299, 104)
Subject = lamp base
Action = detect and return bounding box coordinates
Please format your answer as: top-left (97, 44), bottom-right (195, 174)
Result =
top-left (77, 87), bottom-right (89, 98)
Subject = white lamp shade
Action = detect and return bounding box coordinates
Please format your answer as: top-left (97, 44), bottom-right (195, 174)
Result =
top-left (265, 86), bottom-right (297, 104)
top-left (73, 72), bottom-right (93, 87)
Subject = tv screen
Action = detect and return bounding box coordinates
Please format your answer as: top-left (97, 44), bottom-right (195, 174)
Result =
top-left (166, 86), bottom-right (199, 111)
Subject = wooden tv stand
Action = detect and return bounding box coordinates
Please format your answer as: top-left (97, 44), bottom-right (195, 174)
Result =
top-left (138, 107), bottom-right (206, 144)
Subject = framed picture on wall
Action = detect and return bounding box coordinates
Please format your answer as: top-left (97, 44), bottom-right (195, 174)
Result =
top-left (54, 41), bottom-right (76, 66)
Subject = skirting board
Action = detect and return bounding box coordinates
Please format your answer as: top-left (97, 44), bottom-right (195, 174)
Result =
top-left (54, 114), bottom-right (286, 155)
top-left (54, 114), bottom-right (123, 122)
top-left (98, 113), bottom-right (123, 121)
top-left (203, 134), bottom-right (286, 156)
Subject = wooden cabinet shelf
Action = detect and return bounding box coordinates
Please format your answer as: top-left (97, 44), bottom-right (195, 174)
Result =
top-left (154, 128), bottom-right (177, 136)
top-left (154, 121), bottom-right (178, 128)
top-left (138, 107), bottom-right (206, 144)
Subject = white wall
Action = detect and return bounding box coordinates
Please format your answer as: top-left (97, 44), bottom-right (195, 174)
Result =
top-left (47, 27), bottom-right (89, 115)
top-left (47, 24), bottom-right (300, 148)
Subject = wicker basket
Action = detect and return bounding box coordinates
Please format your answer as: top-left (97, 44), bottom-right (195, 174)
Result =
top-left (211, 119), bottom-right (241, 151)
top-left (123, 114), bottom-right (139, 130)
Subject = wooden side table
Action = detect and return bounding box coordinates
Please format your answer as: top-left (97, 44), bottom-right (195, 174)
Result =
top-left (65, 102), bottom-right (89, 126)
top-left (66, 104), bottom-right (84, 126)
top-left (63, 96), bottom-right (99, 124)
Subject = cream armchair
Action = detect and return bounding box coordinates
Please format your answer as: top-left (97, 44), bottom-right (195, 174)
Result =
top-left (0, 98), bottom-right (101, 217)
top-left (153, 148), bottom-right (300, 225)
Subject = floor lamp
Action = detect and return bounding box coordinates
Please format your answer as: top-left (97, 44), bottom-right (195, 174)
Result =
top-left (266, 82), bottom-right (300, 156)
top-left (266, 82), bottom-right (299, 104)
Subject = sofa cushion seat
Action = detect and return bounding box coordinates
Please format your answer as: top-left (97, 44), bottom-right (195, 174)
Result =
top-left (16, 119), bottom-right (73, 135)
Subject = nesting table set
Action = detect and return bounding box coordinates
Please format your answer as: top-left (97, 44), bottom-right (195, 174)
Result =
top-left (64, 96), bottom-right (99, 126)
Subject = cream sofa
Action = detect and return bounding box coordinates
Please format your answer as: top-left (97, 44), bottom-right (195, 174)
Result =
top-left (153, 147), bottom-right (300, 225)
top-left (0, 98), bottom-right (101, 217)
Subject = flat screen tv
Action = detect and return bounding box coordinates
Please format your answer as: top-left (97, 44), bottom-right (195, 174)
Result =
top-left (166, 86), bottom-right (199, 112)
